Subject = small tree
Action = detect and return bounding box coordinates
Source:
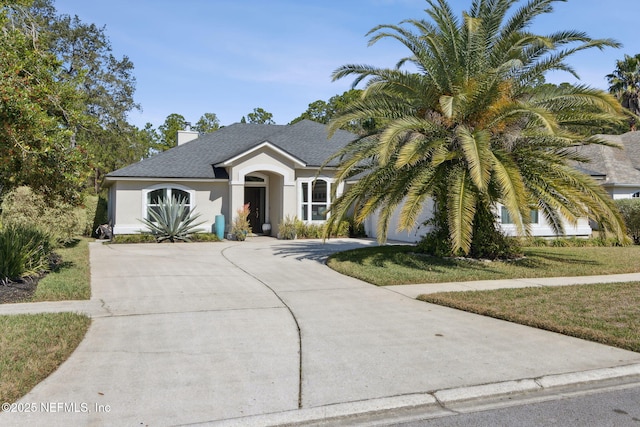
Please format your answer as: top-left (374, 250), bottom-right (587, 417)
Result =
top-left (157, 113), bottom-right (188, 151)
top-left (241, 108), bottom-right (275, 124)
top-left (615, 199), bottom-right (640, 244)
top-left (193, 113), bottom-right (220, 133)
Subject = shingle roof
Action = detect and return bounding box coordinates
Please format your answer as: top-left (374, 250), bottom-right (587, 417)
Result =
top-left (573, 131), bottom-right (640, 185)
top-left (106, 120), bottom-right (356, 180)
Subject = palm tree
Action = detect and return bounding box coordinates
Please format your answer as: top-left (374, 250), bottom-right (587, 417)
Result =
top-left (607, 53), bottom-right (640, 129)
top-left (325, 0), bottom-right (627, 257)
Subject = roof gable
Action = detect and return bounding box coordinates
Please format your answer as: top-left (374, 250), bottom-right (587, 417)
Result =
top-left (216, 141), bottom-right (307, 167)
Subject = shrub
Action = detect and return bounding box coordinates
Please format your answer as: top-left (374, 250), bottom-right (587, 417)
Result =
top-left (0, 225), bottom-right (52, 283)
top-left (296, 221), bottom-right (322, 239)
top-left (616, 199), bottom-right (640, 244)
top-left (138, 197), bottom-right (205, 242)
top-left (0, 186), bottom-right (82, 245)
top-left (417, 205), bottom-right (522, 260)
top-left (231, 203), bottom-right (251, 241)
top-left (189, 233), bottom-right (220, 242)
top-left (277, 217), bottom-right (351, 240)
top-left (347, 217), bottom-right (367, 237)
top-left (110, 234), bottom-right (158, 244)
top-left (277, 215), bottom-right (299, 240)
top-left (330, 220), bottom-right (351, 238)
top-left (518, 236), bottom-right (627, 248)
top-left (518, 236), bottom-right (549, 247)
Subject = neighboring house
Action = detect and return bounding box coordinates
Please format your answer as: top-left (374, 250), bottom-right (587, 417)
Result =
top-left (573, 131), bottom-right (640, 200)
top-left (104, 122), bottom-right (640, 243)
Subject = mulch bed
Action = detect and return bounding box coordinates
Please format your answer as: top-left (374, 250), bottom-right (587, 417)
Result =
top-left (0, 253), bottom-right (61, 304)
top-left (0, 278), bottom-right (38, 304)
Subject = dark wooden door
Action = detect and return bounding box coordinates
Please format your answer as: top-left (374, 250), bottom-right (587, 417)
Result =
top-left (244, 187), bottom-right (265, 233)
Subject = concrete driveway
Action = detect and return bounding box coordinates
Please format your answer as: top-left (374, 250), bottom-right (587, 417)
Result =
top-left (2, 237), bottom-right (640, 426)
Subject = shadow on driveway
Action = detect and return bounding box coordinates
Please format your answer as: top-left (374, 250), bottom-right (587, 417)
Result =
top-left (269, 238), bottom-right (379, 263)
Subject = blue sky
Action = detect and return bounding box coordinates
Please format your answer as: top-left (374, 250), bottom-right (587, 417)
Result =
top-left (53, 0), bottom-right (640, 129)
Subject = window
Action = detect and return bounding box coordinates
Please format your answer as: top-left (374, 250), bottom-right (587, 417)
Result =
top-left (145, 187), bottom-right (192, 222)
top-left (300, 179), bottom-right (333, 221)
top-left (501, 207), bottom-right (539, 224)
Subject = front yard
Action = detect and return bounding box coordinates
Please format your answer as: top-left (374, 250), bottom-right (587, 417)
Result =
top-left (328, 244), bottom-right (640, 353)
top-left (327, 245), bottom-right (640, 286)
top-left (0, 239), bottom-right (92, 404)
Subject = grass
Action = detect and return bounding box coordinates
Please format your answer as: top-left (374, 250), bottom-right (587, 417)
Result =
top-left (1, 237), bottom-right (92, 404)
top-left (32, 238), bottom-right (91, 301)
top-left (418, 282), bottom-right (640, 352)
top-left (327, 245), bottom-right (640, 286)
top-left (0, 313), bottom-right (91, 404)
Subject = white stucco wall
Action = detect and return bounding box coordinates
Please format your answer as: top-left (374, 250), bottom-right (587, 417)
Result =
top-left (365, 199), bottom-right (593, 244)
top-left (499, 214), bottom-right (592, 237)
top-left (365, 200), bottom-right (434, 243)
top-left (605, 185), bottom-right (640, 200)
top-left (109, 180), bottom-right (227, 235)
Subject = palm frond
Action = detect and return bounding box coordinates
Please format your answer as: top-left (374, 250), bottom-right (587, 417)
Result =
top-left (447, 168), bottom-right (477, 254)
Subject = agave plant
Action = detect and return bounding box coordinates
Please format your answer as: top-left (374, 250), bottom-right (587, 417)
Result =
top-left (139, 197), bottom-right (205, 242)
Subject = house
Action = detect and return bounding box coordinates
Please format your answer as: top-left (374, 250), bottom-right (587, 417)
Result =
top-left (105, 120), bottom-right (355, 237)
top-left (105, 121), bottom-right (640, 242)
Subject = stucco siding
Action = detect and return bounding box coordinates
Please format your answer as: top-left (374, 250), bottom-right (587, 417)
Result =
top-left (366, 199), bottom-right (593, 244)
top-left (365, 200), bottom-right (434, 243)
top-left (111, 180), bottom-right (145, 234)
top-left (110, 180), bottom-right (227, 235)
top-left (606, 185), bottom-right (640, 200)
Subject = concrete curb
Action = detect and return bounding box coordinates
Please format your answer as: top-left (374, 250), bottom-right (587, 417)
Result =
top-left (0, 299), bottom-right (108, 316)
top-left (203, 363), bottom-right (640, 426)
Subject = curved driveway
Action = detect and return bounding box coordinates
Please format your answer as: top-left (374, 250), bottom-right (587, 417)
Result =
top-left (3, 238), bottom-right (640, 426)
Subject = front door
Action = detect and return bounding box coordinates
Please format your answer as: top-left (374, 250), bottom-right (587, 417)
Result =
top-left (244, 187), bottom-right (265, 233)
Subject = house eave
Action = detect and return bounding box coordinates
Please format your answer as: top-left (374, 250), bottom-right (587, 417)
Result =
top-left (103, 176), bottom-right (228, 185)
top-left (601, 182), bottom-right (640, 188)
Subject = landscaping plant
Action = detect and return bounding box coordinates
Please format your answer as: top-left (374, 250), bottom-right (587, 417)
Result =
top-left (277, 216), bottom-right (299, 240)
top-left (139, 196), bottom-right (205, 242)
top-left (231, 203), bottom-right (251, 240)
top-left (0, 186), bottom-right (83, 246)
top-left (0, 224), bottom-right (52, 284)
top-left (324, 0), bottom-right (628, 258)
top-left (615, 199), bottom-right (640, 244)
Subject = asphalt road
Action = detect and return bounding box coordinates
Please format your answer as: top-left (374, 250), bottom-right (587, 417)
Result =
top-left (343, 381), bottom-right (640, 426)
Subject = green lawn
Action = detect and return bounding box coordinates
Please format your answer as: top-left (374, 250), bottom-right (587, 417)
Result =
top-left (32, 238), bottom-right (92, 301)
top-left (0, 313), bottom-right (91, 404)
top-left (1, 238), bottom-right (92, 404)
top-left (327, 245), bottom-right (640, 286)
